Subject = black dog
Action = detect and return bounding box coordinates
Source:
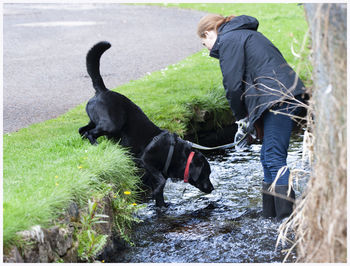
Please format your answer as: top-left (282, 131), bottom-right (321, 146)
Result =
top-left (79, 41), bottom-right (214, 207)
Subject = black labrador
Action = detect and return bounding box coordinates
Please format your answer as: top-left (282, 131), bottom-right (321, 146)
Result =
top-left (79, 41), bottom-right (214, 207)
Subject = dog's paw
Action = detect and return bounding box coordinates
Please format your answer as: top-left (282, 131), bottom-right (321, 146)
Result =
top-left (155, 201), bottom-right (170, 209)
top-left (83, 133), bottom-right (98, 145)
top-left (163, 202), bottom-right (171, 208)
top-left (79, 128), bottom-right (86, 137)
top-left (91, 140), bottom-right (99, 145)
top-left (81, 131), bottom-right (89, 139)
top-left (156, 205), bottom-right (168, 215)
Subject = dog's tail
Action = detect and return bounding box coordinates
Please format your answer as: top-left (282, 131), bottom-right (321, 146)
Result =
top-left (86, 41), bottom-right (111, 93)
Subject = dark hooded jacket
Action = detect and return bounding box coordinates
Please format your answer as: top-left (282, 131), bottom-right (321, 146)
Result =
top-left (210, 15), bottom-right (307, 132)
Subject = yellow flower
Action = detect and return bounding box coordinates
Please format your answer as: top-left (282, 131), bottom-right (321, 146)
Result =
top-left (78, 165), bottom-right (83, 169)
top-left (113, 195), bottom-right (117, 198)
top-left (102, 260), bottom-right (105, 263)
top-left (55, 175), bottom-right (58, 179)
top-left (124, 191), bottom-right (131, 195)
top-left (55, 183), bottom-right (59, 186)
top-left (132, 203), bottom-right (137, 206)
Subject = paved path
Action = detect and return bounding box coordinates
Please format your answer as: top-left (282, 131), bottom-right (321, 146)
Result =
top-left (3, 3), bottom-right (206, 133)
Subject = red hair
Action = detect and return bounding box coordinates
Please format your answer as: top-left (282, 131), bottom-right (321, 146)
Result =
top-left (197, 14), bottom-right (235, 37)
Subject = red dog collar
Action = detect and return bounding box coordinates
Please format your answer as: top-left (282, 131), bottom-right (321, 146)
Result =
top-left (184, 151), bottom-right (195, 183)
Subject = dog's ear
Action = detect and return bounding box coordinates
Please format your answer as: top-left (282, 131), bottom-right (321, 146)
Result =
top-left (189, 156), bottom-right (203, 182)
top-left (187, 154), bottom-right (213, 194)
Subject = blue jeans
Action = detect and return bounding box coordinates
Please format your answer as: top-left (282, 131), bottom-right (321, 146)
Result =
top-left (260, 100), bottom-right (301, 185)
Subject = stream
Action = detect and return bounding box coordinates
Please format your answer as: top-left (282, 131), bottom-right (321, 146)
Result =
top-left (106, 132), bottom-right (307, 263)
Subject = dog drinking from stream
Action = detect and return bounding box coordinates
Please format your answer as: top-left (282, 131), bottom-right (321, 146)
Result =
top-left (79, 41), bottom-right (214, 208)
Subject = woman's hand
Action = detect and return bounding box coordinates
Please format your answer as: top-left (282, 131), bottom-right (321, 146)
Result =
top-left (234, 117), bottom-right (249, 150)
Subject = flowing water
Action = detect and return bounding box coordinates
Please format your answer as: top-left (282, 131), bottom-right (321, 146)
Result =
top-left (107, 133), bottom-right (308, 263)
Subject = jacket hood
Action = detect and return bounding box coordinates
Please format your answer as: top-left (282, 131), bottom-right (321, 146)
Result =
top-left (219, 15), bottom-right (259, 34)
top-left (210, 15), bottom-right (259, 59)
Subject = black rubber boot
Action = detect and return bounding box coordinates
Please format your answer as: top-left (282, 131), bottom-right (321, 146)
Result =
top-left (274, 185), bottom-right (295, 221)
top-left (262, 182), bottom-right (276, 218)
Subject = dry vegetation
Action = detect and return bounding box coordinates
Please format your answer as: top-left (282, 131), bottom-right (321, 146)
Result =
top-left (277, 4), bottom-right (347, 262)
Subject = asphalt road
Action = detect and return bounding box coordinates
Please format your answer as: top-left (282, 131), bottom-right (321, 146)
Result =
top-left (3, 3), bottom-right (206, 133)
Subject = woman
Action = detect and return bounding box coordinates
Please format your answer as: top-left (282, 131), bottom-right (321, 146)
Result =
top-left (197, 14), bottom-right (307, 220)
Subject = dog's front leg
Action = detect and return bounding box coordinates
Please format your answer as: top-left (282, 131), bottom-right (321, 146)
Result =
top-left (79, 121), bottom-right (99, 145)
top-left (146, 168), bottom-right (167, 208)
top-left (154, 178), bottom-right (167, 208)
top-left (84, 126), bottom-right (108, 145)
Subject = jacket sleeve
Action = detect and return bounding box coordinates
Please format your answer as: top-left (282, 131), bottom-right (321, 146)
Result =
top-left (219, 38), bottom-right (247, 120)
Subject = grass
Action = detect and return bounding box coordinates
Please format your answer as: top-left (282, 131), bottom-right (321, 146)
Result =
top-left (3, 116), bottom-right (141, 246)
top-left (115, 51), bottom-right (229, 135)
top-left (3, 3), bottom-right (309, 250)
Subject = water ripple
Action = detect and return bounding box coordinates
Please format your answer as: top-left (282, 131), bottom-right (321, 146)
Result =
top-left (107, 133), bottom-right (307, 263)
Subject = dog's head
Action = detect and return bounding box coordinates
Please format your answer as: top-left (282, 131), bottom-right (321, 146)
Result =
top-left (186, 151), bottom-right (214, 194)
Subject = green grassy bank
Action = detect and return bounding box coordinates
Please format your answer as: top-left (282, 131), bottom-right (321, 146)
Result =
top-left (3, 3), bottom-right (308, 250)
